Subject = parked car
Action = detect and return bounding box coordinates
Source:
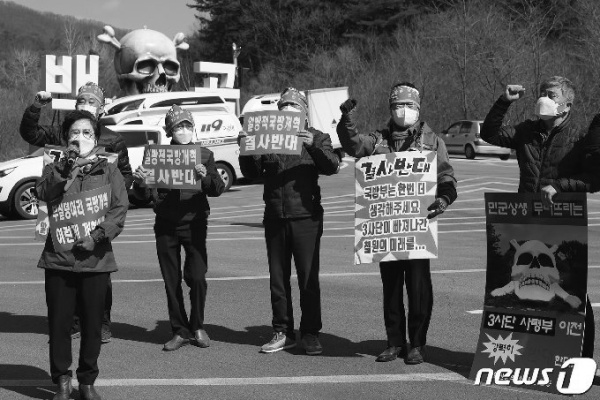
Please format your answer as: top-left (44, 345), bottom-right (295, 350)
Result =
top-left (0, 149), bottom-right (44, 219)
top-left (102, 92), bottom-right (244, 191)
top-left (439, 120), bottom-right (511, 160)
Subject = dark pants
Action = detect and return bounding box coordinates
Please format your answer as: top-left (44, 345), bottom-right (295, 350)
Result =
top-left (583, 296), bottom-right (595, 358)
top-left (380, 259), bottom-right (433, 348)
top-left (45, 269), bottom-right (109, 385)
top-left (264, 216), bottom-right (323, 337)
top-left (72, 278), bottom-right (112, 332)
top-left (155, 219), bottom-right (208, 338)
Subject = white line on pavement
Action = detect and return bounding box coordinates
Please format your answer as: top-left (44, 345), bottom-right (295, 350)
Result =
top-left (0, 372), bottom-right (466, 387)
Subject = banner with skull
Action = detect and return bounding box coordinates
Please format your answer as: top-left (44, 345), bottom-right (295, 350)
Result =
top-left (469, 192), bottom-right (588, 395)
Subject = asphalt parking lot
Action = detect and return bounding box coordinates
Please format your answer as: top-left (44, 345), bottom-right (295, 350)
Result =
top-left (0, 155), bottom-right (599, 399)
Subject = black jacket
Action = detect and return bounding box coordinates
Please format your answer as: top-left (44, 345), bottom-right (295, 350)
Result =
top-left (20, 105), bottom-right (134, 189)
top-left (239, 128), bottom-right (340, 219)
top-left (481, 97), bottom-right (600, 193)
top-left (134, 146), bottom-right (224, 224)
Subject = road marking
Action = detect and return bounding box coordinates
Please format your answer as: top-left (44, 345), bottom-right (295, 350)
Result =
top-left (0, 372), bottom-right (467, 387)
top-left (467, 310), bottom-right (484, 314)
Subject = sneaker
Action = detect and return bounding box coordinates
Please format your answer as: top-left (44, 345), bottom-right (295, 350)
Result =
top-left (101, 327), bottom-right (111, 344)
top-left (301, 333), bottom-right (323, 355)
top-left (260, 332), bottom-right (296, 353)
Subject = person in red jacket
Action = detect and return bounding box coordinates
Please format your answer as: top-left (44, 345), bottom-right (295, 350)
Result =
top-left (20, 82), bottom-right (133, 343)
top-left (238, 87), bottom-right (340, 355)
top-left (132, 105), bottom-right (225, 351)
top-left (37, 110), bottom-right (128, 400)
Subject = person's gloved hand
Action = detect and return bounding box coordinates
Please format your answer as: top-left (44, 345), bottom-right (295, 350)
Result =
top-left (340, 99), bottom-right (357, 115)
top-left (33, 91), bottom-right (52, 108)
top-left (74, 236), bottom-right (95, 252)
top-left (237, 130), bottom-right (248, 146)
top-left (298, 131), bottom-right (314, 147)
top-left (427, 198), bottom-right (448, 219)
top-left (195, 163), bottom-right (207, 179)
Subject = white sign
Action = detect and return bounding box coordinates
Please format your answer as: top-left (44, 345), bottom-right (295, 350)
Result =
top-left (42, 55), bottom-right (99, 110)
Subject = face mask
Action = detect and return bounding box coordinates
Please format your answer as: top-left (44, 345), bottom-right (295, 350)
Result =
top-left (280, 105), bottom-right (301, 113)
top-left (535, 97), bottom-right (567, 120)
top-left (77, 104), bottom-right (99, 117)
top-left (173, 129), bottom-right (194, 144)
top-left (70, 137), bottom-right (96, 158)
top-left (392, 107), bottom-right (419, 127)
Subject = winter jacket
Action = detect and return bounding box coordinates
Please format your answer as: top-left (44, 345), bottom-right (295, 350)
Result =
top-left (239, 128), bottom-right (340, 220)
top-left (36, 157), bottom-right (128, 273)
top-left (336, 112), bottom-right (458, 205)
top-left (481, 97), bottom-right (600, 193)
top-left (20, 105), bottom-right (134, 189)
top-left (133, 146), bottom-right (224, 224)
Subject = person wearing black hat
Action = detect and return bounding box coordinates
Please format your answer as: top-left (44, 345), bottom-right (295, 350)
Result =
top-left (132, 105), bottom-right (224, 351)
top-left (238, 87), bottom-right (340, 355)
top-left (337, 82), bottom-right (457, 365)
top-left (37, 109), bottom-right (128, 400)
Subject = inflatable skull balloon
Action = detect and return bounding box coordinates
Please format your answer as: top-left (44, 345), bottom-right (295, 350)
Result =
top-left (98, 26), bottom-right (189, 95)
top-left (490, 239), bottom-right (582, 309)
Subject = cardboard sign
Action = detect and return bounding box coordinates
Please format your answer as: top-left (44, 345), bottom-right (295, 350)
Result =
top-left (469, 193), bottom-right (588, 395)
top-left (48, 185), bottom-right (111, 252)
top-left (35, 146), bottom-right (117, 241)
top-left (240, 110), bottom-right (305, 155)
top-left (354, 151), bottom-right (438, 264)
top-left (141, 144), bottom-right (203, 189)
top-left (306, 87), bottom-right (348, 136)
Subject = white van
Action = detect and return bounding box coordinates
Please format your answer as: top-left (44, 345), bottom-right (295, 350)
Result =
top-left (101, 92), bottom-right (243, 190)
top-left (241, 87), bottom-right (348, 160)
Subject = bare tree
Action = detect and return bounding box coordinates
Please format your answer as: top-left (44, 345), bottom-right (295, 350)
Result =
top-left (63, 18), bottom-right (80, 56)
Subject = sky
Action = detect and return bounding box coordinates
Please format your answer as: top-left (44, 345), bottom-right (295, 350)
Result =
top-left (9, 0), bottom-right (200, 38)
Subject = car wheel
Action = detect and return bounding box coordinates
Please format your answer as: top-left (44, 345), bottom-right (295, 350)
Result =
top-left (12, 181), bottom-right (39, 219)
top-left (215, 162), bottom-right (234, 191)
top-left (499, 154), bottom-right (510, 160)
top-left (465, 144), bottom-right (476, 159)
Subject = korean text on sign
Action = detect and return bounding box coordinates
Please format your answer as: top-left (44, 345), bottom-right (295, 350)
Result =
top-left (141, 144), bottom-right (202, 189)
top-left (240, 110), bottom-right (305, 155)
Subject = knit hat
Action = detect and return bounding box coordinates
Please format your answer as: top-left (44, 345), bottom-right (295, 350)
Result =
top-left (77, 82), bottom-right (105, 105)
top-left (277, 87), bottom-right (308, 114)
top-left (389, 85), bottom-right (420, 108)
top-left (165, 104), bottom-right (194, 135)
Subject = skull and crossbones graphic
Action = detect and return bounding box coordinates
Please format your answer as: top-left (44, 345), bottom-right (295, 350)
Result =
top-left (490, 239), bottom-right (582, 309)
top-left (98, 25), bottom-right (189, 95)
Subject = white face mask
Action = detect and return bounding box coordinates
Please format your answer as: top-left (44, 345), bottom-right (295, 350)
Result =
top-left (392, 107), bottom-right (419, 127)
top-left (173, 129), bottom-right (194, 144)
top-left (535, 97), bottom-right (567, 120)
top-left (69, 137), bottom-right (96, 158)
top-left (76, 104), bottom-right (99, 117)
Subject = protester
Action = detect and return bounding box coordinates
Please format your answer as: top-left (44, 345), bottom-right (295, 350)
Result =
top-left (238, 87), bottom-right (340, 355)
top-left (337, 82), bottom-right (457, 364)
top-left (132, 105), bottom-right (224, 351)
top-left (480, 76), bottom-right (600, 357)
top-left (20, 82), bottom-right (133, 343)
top-left (36, 110), bottom-right (128, 400)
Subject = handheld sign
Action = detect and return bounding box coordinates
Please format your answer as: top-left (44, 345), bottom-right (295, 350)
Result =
top-left (35, 146), bottom-right (117, 241)
top-left (48, 185), bottom-right (111, 252)
top-left (354, 151), bottom-right (438, 264)
top-left (470, 193), bottom-right (588, 395)
top-left (141, 144), bottom-right (203, 189)
top-left (240, 110), bottom-right (305, 155)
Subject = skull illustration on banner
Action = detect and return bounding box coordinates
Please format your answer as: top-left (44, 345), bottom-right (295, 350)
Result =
top-left (98, 25), bottom-right (189, 95)
top-left (491, 239), bottom-right (582, 309)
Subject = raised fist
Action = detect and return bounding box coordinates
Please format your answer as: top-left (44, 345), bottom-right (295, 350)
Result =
top-left (340, 99), bottom-right (357, 115)
top-left (502, 85), bottom-right (525, 103)
top-left (33, 91), bottom-right (52, 108)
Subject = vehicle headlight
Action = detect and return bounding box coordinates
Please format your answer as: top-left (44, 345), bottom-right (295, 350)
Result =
top-left (0, 167), bottom-right (16, 177)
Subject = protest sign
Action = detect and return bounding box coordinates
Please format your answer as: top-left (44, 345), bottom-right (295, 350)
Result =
top-left (240, 110), bottom-right (305, 155)
top-left (141, 144), bottom-right (203, 189)
top-left (35, 146), bottom-right (117, 241)
top-left (470, 193), bottom-right (588, 395)
top-left (354, 151), bottom-right (438, 264)
top-left (48, 185), bottom-right (111, 252)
